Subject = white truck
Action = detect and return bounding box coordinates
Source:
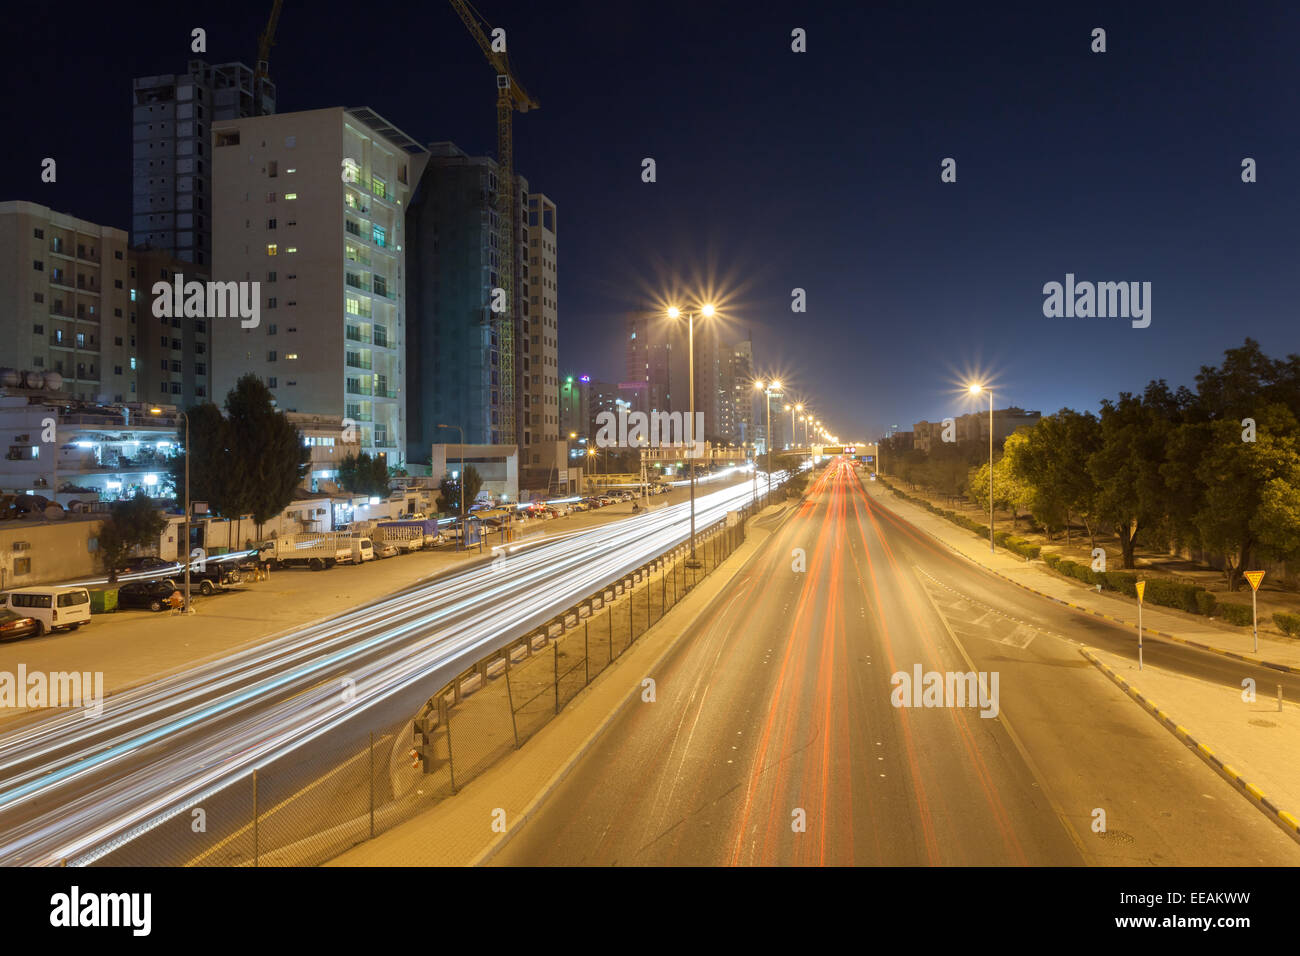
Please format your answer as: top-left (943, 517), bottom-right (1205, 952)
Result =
top-left (373, 519), bottom-right (441, 553)
top-left (346, 536), bottom-right (375, 563)
top-left (260, 532), bottom-right (352, 571)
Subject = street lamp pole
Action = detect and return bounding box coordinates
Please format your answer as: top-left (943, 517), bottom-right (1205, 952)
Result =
top-left (968, 384), bottom-right (995, 553)
top-left (669, 304), bottom-right (714, 564)
top-left (437, 423), bottom-right (465, 549)
top-left (152, 407), bottom-right (190, 612)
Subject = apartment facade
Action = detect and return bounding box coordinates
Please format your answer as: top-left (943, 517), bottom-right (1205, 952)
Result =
top-left (211, 107), bottom-right (427, 466)
top-left (0, 202), bottom-right (135, 405)
top-left (406, 143), bottom-right (532, 460)
top-left (129, 246), bottom-right (212, 408)
top-left (524, 193), bottom-right (560, 469)
top-left (132, 60), bottom-right (273, 267)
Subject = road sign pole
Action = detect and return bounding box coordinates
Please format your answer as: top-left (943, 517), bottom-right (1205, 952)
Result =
top-left (1136, 579), bottom-right (1146, 671)
top-left (1245, 571), bottom-right (1265, 654)
top-left (1252, 587), bottom-right (1258, 654)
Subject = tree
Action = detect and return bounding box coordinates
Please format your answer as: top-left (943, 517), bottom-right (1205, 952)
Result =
top-left (1087, 390), bottom-right (1176, 568)
top-left (966, 430), bottom-right (1034, 529)
top-left (1013, 410), bottom-right (1101, 545)
top-left (225, 375), bottom-right (309, 531)
top-left (1188, 404), bottom-right (1300, 590)
top-left (775, 455), bottom-right (809, 499)
top-left (338, 452), bottom-right (390, 498)
top-left (98, 492), bottom-right (168, 580)
top-left (171, 374), bottom-right (309, 540)
top-left (436, 465), bottom-right (483, 516)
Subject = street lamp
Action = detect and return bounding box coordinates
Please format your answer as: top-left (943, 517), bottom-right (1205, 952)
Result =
top-left (668, 303), bottom-right (714, 565)
top-left (151, 406), bottom-right (190, 613)
top-left (754, 379), bottom-right (781, 499)
top-left (437, 423), bottom-right (465, 549)
top-left (784, 402), bottom-right (802, 452)
top-left (968, 383), bottom-right (995, 552)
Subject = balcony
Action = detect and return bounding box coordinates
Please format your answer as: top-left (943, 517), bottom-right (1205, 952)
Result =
top-left (345, 326), bottom-right (369, 344)
top-left (372, 438), bottom-right (396, 448)
top-left (375, 388), bottom-right (399, 399)
top-left (345, 354), bottom-right (372, 371)
top-left (345, 381), bottom-right (374, 396)
top-left (345, 274), bottom-right (370, 292)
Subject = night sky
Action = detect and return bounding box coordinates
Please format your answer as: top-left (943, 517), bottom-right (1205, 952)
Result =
top-left (6, 0), bottom-right (1297, 440)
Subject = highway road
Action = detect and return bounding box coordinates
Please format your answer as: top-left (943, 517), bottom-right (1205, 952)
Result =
top-left (0, 472), bottom-right (779, 866)
top-left (495, 459), bottom-right (1300, 866)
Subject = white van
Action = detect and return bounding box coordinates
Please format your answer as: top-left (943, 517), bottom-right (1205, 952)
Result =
top-left (2, 586), bottom-right (92, 635)
top-left (346, 537), bottom-right (375, 563)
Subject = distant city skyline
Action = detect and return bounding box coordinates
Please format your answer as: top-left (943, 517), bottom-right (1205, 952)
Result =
top-left (3, 0), bottom-right (1296, 441)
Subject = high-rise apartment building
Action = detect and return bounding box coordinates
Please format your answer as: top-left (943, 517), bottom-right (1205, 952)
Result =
top-left (0, 202), bottom-right (134, 404)
top-left (211, 106), bottom-right (427, 465)
top-left (132, 60), bottom-right (273, 266)
top-left (728, 338), bottom-right (755, 445)
top-left (523, 194), bottom-right (560, 468)
top-left (406, 143), bottom-right (533, 460)
top-left (129, 246), bottom-right (212, 407)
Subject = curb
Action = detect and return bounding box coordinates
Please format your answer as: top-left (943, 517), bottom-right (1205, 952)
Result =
top-left (868, 483), bottom-right (1300, 676)
top-left (1080, 647), bottom-right (1300, 847)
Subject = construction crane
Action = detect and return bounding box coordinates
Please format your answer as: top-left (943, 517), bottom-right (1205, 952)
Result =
top-left (448, 0), bottom-right (539, 445)
top-left (254, 0), bottom-right (283, 115)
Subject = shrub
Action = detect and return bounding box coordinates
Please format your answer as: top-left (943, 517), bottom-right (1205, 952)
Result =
top-left (1142, 578), bottom-right (1203, 614)
top-left (1216, 602), bottom-right (1254, 626)
top-left (1043, 553), bottom-right (1061, 569)
top-left (1002, 536), bottom-right (1041, 560)
top-left (994, 530), bottom-right (1012, 546)
top-left (1102, 571), bottom-right (1138, 597)
top-left (1195, 591), bottom-right (1217, 617)
top-left (1273, 611), bottom-right (1300, 637)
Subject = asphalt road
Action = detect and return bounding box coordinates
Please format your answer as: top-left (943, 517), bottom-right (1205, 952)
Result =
top-left (494, 459), bottom-right (1300, 865)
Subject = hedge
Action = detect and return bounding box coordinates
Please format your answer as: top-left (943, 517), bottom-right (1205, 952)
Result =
top-left (1142, 578), bottom-right (1203, 614)
top-left (1216, 602), bottom-right (1254, 626)
top-left (1002, 536), bottom-right (1041, 560)
top-left (1195, 591), bottom-right (1218, 617)
top-left (1275, 612), bottom-right (1300, 637)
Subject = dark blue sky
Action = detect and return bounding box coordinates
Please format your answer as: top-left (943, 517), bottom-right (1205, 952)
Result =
top-left (6, 0), bottom-right (1297, 440)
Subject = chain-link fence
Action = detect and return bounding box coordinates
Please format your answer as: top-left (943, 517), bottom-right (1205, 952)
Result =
top-left (90, 495), bottom-right (767, 867)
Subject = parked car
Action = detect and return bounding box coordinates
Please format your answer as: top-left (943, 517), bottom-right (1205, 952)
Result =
top-left (2, 586), bottom-right (92, 634)
top-left (374, 541), bottom-right (399, 559)
top-left (116, 580), bottom-right (181, 613)
top-left (186, 564), bottom-right (243, 595)
top-left (115, 556), bottom-right (179, 576)
top-left (0, 609), bottom-right (41, 642)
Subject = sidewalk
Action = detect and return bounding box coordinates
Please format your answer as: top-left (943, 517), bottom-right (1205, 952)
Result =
top-left (864, 480), bottom-right (1300, 672)
top-left (326, 502), bottom-right (793, 866)
top-left (1084, 646), bottom-right (1300, 844)
top-left (0, 477), bottom-right (750, 727)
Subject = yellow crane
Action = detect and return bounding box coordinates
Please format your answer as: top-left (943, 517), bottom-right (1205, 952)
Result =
top-left (254, 0), bottom-right (283, 114)
top-left (447, 0), bottom-right (539, 444)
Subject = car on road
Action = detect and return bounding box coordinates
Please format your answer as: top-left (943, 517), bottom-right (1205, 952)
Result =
top-left (0, 609), bottom-right (41, 642)
top-left (116, 580), bottom-right (181, 613)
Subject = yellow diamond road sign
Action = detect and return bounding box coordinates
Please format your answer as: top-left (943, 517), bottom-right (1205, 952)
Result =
top-left (1135, 581), bottom-right (1146, 602)
top-left (1245, 570), bottom-right (1265, 591)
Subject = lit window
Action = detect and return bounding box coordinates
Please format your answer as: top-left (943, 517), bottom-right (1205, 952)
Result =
top-left (285, 193), bottom-right (297, 200)
top-left (285, 353), bottom-right (299, 360)
top-left (285, 247), bottom-right (298, 254)
top-left (267, 244), bottom-right (278, 255)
